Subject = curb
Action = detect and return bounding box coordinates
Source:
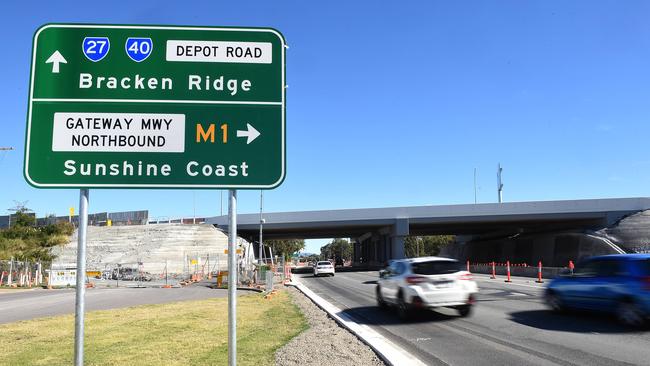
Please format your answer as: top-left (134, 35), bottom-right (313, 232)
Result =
top-left (288, 280), bottom-right (427, 366)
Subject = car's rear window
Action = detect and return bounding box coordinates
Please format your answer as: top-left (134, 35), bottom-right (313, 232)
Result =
top-left (317, 261), bottom-right (331, 266)
top-left (411, 260), bottom-right (461, 275)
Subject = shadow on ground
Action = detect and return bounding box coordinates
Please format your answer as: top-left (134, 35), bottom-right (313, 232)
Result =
top-left (338, 305), bottom-right (459, 326)
top-left (509, 310), bottom-right (648, 334)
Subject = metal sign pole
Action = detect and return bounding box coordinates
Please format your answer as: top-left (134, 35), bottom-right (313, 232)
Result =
top-left (74, 188), bottom-right (89, 366)
top-left (228, 190), bottom-right (237, 366)
top-left (259, 190), bottom-right (263, 264)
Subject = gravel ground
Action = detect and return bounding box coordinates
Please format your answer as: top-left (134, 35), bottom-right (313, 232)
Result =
top-left (275, 286), bottom-right (386, 366)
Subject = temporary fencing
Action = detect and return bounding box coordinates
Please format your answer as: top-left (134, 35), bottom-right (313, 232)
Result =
top-left (0, 259), bottom-right (46, 288)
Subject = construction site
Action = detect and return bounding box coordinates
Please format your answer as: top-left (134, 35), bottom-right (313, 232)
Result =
top-left (0, 212), bottom-right (292, 290)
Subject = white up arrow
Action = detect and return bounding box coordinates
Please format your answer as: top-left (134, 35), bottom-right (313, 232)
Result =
top-left (45, 51), bottom-right (67, 73)
top-left (236, 123), bottom-right (261, 144)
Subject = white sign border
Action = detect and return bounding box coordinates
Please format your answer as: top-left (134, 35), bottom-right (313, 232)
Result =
top-left (25, 24), bottom-right (286, 189)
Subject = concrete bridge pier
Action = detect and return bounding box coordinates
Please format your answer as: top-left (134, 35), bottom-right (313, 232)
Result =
top-left (391, 218), bottom-right (409, 260)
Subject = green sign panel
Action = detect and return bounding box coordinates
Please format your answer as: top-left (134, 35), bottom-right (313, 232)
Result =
top-left (24, 24), bottom-right (286, 189)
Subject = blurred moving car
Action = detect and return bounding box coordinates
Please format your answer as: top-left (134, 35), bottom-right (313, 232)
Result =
top-left (376, 257), bottom-right (478, 319)
top-left (545, 254), bottom-right (650, 327)
top-left (313, 261), bottom-right (335, 277)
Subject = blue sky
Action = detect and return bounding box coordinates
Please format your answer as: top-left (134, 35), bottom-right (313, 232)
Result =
top-left (2, 1), bottom-right (650, 253)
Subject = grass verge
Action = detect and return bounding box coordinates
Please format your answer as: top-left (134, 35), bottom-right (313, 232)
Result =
top-left (0, 290), bottom-right (307, 366)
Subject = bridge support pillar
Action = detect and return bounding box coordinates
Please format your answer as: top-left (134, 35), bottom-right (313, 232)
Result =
top-left (391, 218), bottom-right (409, 259)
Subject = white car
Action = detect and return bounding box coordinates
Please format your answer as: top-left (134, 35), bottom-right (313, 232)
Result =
top-left (376, 257), bottom-right (478, 319)
top-left (313, 261), bottom-right (335, 277)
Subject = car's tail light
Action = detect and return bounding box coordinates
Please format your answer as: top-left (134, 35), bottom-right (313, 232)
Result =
top-left (458, 273), bottom-right (472, 281)
top-left (406, 276), bottom-right (427, 284)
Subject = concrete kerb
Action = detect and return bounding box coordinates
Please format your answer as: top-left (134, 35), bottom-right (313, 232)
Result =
top-left (288, 279), bottom-right (427, 366)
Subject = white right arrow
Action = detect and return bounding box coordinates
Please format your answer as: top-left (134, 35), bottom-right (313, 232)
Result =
top-left (236, 123), bottom-right (261, 144)
top-left (45, 50), bottom-right (67, 73)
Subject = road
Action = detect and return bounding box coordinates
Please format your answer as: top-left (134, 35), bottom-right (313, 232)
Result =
top-left (296, 271), bottom-right (650, 366)
top-left (0, 285), bottom-right (237, 324)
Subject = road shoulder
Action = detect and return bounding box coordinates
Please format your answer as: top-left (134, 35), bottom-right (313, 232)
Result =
top-left (289, 280), bottom-right (427, 366)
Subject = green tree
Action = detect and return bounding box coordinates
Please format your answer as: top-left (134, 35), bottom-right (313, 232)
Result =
top-left (265, 239), bottom-right (305, 261)
top-left (0, 208), bottom-right (74, 261)
top-left (320, 238), bottom-right (352, 261)
top-left (304, 254), bottom-right (320, 263)
top-left (404, 235), bottom-right (454, 258)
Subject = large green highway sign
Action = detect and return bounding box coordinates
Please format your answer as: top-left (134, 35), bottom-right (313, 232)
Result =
top-left (24, 24), bottom-right (286, 189)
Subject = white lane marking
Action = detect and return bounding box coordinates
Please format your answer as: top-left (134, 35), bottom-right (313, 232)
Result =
top-left (292, 279), bottom-right (428, 366)
top-left (508, 292), bottom-right (528, 297)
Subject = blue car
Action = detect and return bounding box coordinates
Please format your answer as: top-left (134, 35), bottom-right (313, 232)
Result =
top-left (545, 254), bottom-right (650, 327)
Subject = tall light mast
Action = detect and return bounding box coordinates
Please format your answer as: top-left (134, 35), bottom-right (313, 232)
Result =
top-left (497, 163), bottom-right (504, 203)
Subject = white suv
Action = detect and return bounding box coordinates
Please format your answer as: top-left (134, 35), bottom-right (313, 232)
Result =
top-left (313, 261), bottom-right (335, 277)
top-left (376, 257), bottom-right (478, 319)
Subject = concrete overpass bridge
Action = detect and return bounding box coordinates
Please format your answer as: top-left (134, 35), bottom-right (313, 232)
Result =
top-left (207, 197), bottom-right (650, 267)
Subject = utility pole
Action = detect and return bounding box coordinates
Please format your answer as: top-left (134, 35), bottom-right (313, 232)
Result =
top-left (497, 163), bottom-right (504, 203)
top-left (8, 200), bottom-right (30, 228)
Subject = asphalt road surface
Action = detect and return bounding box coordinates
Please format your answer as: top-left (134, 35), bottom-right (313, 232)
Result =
top-left (297, 271), bottom-right (650, 366)
top-left (0, 286), bottom-right (235, 324)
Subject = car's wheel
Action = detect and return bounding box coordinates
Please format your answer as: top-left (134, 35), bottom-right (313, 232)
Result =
top-left (457, 305), bottom-right (472, 317)
top-left (331, 273), bottom-right (335, 277)
top-left (376, 286), bottom-right (388, 310)
top-left (546, 291), bottom-right (565, 312)
top-left (616, 300), bottom-right (646, 328)
top-left (397, 292), bottom-right (411, 320)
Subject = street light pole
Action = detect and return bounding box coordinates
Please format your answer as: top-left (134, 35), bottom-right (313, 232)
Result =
top-left (497, 163), bottom-right (504, 203)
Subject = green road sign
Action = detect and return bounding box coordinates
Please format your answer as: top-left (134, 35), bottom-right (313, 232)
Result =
top-left (24, 24), bottom-right (286, 189)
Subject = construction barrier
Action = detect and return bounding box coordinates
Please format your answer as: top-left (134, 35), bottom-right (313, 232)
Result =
top-left (217, 271), bottom-right (228, 288)
top-left (536, 261), bottom-right (544, 283)
top-left (283, 264), bottom-right (292, 283)
top-left (505, 260), bottom-right (512, 282)
top-left (491, 261), bottom-right (496, 279)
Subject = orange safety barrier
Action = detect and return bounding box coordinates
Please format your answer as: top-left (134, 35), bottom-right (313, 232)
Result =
top-left (505, 260), bottom-right (512, 283)
top-left (491, 261), bottom-right (496, 279)
top-left (536, 261), bottom-right (544, 283)
top-left (217, 271), bottom-right (229, 288)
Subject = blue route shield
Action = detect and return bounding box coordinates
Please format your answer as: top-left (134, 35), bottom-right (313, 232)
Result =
top-left (82, 37), bottom-right (110, 62)
top-left (125, 38), bottom-right (153, 62)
